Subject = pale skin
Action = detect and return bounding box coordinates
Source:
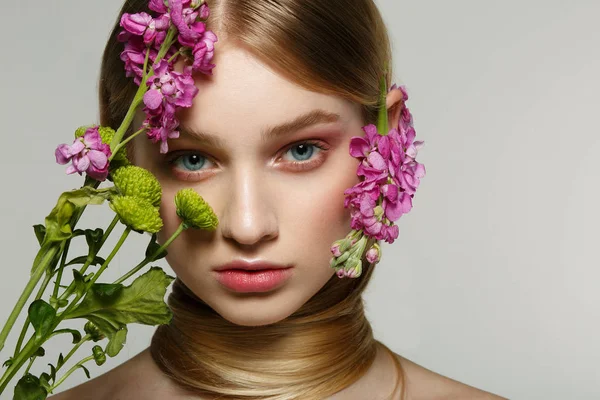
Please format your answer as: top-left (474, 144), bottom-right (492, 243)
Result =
top-left (49, 42), bottom-right (506, 399)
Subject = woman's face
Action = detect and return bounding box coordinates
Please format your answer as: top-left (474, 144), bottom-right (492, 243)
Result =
top-left (132, 43), bottom-right (364, 326)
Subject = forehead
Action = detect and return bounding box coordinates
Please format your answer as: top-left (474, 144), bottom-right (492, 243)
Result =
top-left (177, 44), bottom-right (361, 144)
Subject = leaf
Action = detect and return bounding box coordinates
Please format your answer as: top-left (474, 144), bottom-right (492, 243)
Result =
top-left (3, 357), bottom-right (13, 368)
top-left (145, 233), bottom-right (167, 261)
top-left (64, 267), bottom-right (174, 330)
top-left (57, 354), bottom-right (64, 370)
top-left (41, 187), bottom-right (117, 248)
top-left (33, 225), bottom-right (46, 246)
top-left (72, 270), bottom-right (86, 297)
top-left (79, 364), bottom-right (91, 379)
top-left (65, 255), bottom-right (106, 267)
top-left (32, 346), bottom-right (45, 358)
top-left (105, 326), bottom-right (127, 358)
top-left (28, 300), bottom-right (56, 339)
top-left (84, 228), bottom-right (105, 253)
top-left (13, 374), bottom-right (48, 400)
top-left (48, 364), bottom-right (56, 382)
top-left (39, 373), bottom-right (52, 391)
top-left (52, 329), bottom-right (82, 344)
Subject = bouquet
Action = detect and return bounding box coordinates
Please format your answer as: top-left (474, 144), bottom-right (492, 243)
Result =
top-left (0, 0), bottom-right (425, 398)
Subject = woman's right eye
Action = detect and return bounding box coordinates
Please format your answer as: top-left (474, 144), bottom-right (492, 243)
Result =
top-left (168, 152), bottom-right (215, 178)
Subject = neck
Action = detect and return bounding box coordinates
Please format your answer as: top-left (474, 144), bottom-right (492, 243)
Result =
top-left (150, 276), bottom-right (378, 399)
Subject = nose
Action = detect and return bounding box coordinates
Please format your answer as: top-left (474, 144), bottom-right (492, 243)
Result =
top-left (219, 167), bottom-right (279, 249)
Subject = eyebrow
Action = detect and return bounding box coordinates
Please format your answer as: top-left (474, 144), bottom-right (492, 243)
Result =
top-left (179, 109), bottom-right (341, 149)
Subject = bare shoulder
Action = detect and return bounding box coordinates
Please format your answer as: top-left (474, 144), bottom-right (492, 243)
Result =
top-left (392, 352), bottom-right (508, 400)
top-left (48, 348), bottom-right (191, 400)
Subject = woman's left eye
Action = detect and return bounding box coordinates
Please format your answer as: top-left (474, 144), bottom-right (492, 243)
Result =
top-left (279, 140), bottom-right (330, 170)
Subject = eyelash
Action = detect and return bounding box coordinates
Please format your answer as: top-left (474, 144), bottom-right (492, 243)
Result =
top-left (166, 140), bottom-right (330, 179)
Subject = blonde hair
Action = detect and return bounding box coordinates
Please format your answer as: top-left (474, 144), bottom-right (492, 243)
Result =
top-left (99, 0), bottom-right (406, 399)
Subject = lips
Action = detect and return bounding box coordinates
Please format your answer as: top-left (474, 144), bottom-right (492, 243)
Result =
top-left (212, 259), bottom-right (293, 272)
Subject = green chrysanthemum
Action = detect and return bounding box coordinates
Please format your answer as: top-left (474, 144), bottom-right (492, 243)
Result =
top-left (175, 188), bottom-right (218, 230)
top-left (75, 125), bottom-right (131, 171)
top-left (112, 166), bottom-right (162, 207)
top-left (109, 195), bottom-right (163, 233)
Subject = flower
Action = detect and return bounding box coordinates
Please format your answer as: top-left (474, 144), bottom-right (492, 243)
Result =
top-left (174, 188), bottom-right (218, 230)
top-left (75, 125), bottom-right (131, 172)
top-left (365, 243), bottom-right (381, 264)
top-left (109, 195), bottom-right (163, 233)
top-left (111, 166), bottom-right (162, 207)
top-left (120, 12), bottom-right (170, 46)
top-left (144, 60), bottom-right (198, 111)
top-left (55, 128), bottom-right (112, 181)
top-left (330, 82), bottom-right (426, 278)
top-left (191, 30), bottom-right (218, 74)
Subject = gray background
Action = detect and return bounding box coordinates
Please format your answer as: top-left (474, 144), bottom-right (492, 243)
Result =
top-left (0, 1), bottom-right (599, 399)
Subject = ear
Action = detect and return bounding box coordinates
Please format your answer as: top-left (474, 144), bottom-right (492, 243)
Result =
top-left (386, 87), bottom-right (405, 130)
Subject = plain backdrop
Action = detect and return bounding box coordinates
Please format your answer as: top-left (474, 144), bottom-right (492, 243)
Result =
top-left (0, 1), bottom-right (598, 399)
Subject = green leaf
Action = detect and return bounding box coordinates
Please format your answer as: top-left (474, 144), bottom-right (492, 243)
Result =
top-left (41, 187), bottom-right (117, 248)
top-left (33, 225), bottom-right (46, 246)
top-left (3, 357), bottom-right (13, 368)
top-left (90, 283), bottom-right (124, 303)
top-left (92, 345), bottom-right (107, 366)
top-left (145, 233), bottom-right (167, 261)
top-left (56, 354), bottom-right (64, 371)
top-left (39, 373), bottom-right (52, 391)
top-left (105, 326), bottom-right (127, 358)
top-left (28, 300), bottom-right (56, 339)
top-left (32, 346), bottom-right (45, 358)
top-left (79, 364), bottom-right (91, 379)
top-left (14, 374), bottom-right (48, 400)
top-left (72, 270), bottom-right (86, 297)
top-left (65, 255), bottom-right (106, 267)
top-left (84, 228), bottom-right (105, 254)
top-left (52, 329), bottom-right (82, 344)
top-left (63, 267), bottom-right (174, 329)
top-left (48, 364), bottom-right (56, 382)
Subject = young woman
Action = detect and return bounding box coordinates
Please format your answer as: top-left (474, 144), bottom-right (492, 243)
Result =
top-left (52, 0), bottom-right (506, 398)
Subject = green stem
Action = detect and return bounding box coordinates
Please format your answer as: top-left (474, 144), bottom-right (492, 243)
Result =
top-left (23, 356), bottom-right (36, 376)
top-left (55, 334), bottom-right (91, 375)
top-left (0, 245), bottom-right (60, 352)
top-left (110, 29), bottom-right (177, 150)
top-left (50, 355), bottom-right (94, 392)
top-left (12, 271), bottom-right (53, 358)
top-left (110, 128), bottom-right (146, 161)
top-left (114, 223), bottom-right (185, 284)
top-left (59, 227), bottom-right (131, 321)
top-left (58, 215), bottom-right (120, 302)
top-left (0, 336), bottom-right (38, 393)
top-left (377, 72), bottom-right (389, 136)
top-left (52, 239), bottom-right (72, 300)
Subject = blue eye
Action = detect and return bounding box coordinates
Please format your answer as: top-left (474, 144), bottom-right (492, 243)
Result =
top-left (287, 143), bottom-right (315, 161)
top-left (173, 153), bottom-right (207, 171)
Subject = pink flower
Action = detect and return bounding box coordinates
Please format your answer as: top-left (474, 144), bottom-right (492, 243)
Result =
top-left (191, 30), bottom-right (218, 74)
top-left (55, 127), bottom-right (112, 181)
top-left (144, 60), bottom-right (198, 111)
top-left (120, 12), bottom-right (170, 46)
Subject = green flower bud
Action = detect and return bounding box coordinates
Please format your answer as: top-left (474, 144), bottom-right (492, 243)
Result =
top-left (74, 125), bottom-right (96, 138)
top-left (111, 166), bottom-right (162, 207)
top-left (175, 188), bottom-right (218, 230)
top-left (84, 321), bottom-right (105, 342)
top-left (92, 345), bottom-right (106, 366)
top-left (344, 256), bottom-right (363, 278)
top-left (110, 195), bottom-right (163, 233)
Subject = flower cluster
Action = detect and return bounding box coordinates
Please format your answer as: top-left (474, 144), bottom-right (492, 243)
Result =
top-left (119, 0), bottom-right (218, 153)
top-left (55, 127), bottom-right (112, 181)
top-left (330, 84), bottom-right (426, 278)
